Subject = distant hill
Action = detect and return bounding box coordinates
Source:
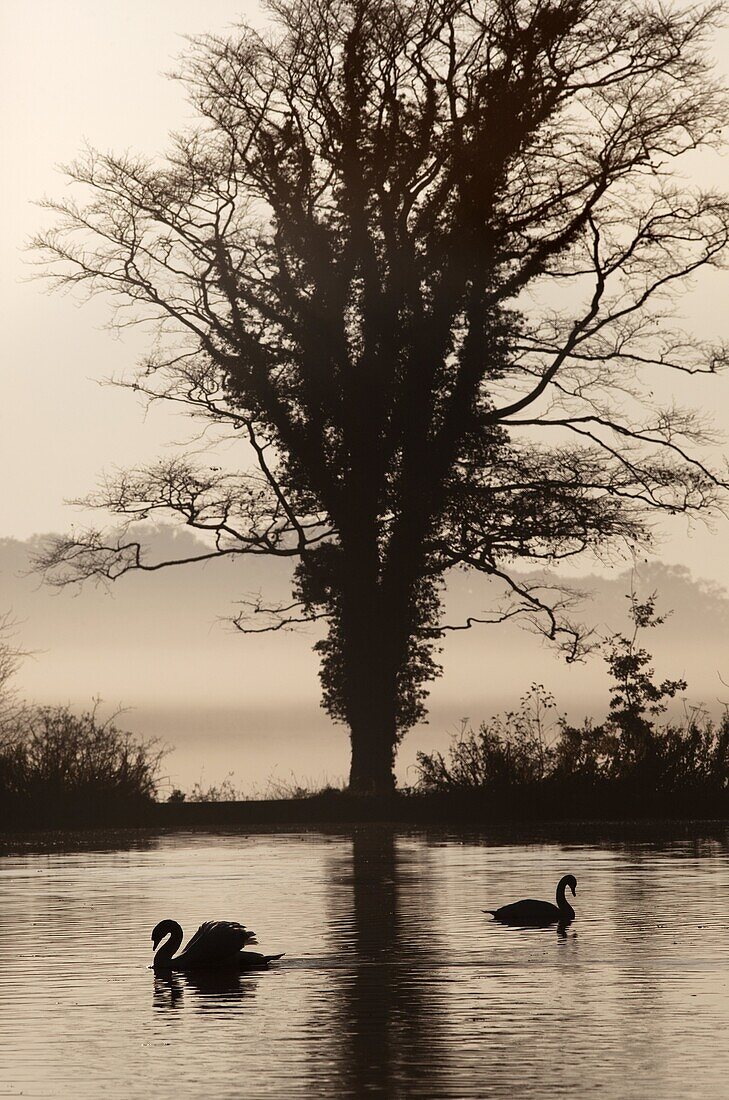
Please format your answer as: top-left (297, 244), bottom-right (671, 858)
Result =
top-left (2, 529), bottom-right (727, 791)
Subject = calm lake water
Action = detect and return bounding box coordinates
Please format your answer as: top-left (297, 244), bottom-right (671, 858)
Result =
top-left (2, 824), bottom-right (729, 1098)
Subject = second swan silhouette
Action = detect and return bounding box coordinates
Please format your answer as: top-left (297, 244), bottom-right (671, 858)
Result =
top-left (484, 874), bottom-right (577, 926)
top-left (151, 919), bottom-right (284, 970)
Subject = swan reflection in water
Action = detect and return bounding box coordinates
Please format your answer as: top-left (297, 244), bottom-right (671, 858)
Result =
top-left (153, 968), bottom-right (261, 1014)
top-left (151, 918), bottom-right (283, 1015)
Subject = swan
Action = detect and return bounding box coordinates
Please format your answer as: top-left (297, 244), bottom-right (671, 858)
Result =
top-left (484, 874), bottom-right (577, 926)
top-left (151, 919), bottom-right (284, 970)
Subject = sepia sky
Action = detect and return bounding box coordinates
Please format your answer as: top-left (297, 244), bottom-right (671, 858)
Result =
top-left (1, 1), bottom-right (728, 788)
top-left (1, 0), bottom-right (259, 542)
top-left (2, 0), bottom-right (728, 576)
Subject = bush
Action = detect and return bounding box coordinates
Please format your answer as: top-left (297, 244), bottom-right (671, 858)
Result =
top-left (0, 704), bottom-right (164, 823)
top-left (415, 685), bottom-right (559, 792)
top-left (416, 594), bottom-right (729, 811)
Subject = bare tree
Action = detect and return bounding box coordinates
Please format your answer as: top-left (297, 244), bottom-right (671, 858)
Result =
top-left (0, 613), bottom-right (28, 739)
top-left (34, 0), bottom-right (729, 793)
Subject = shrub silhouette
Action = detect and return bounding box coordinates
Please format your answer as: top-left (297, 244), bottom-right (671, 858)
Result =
top-left (0, 705), bottom-right (163, 822)
top-left (417, 595), bottom-right (729, 807)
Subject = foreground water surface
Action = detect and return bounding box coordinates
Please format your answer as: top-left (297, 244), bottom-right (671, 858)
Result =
top-left (1, 824), bottom-right (729, 1098)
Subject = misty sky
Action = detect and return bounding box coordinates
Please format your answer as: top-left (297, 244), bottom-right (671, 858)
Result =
top-left (1, 1), bottom-right (728, 790)
top-left (4, 532), bottom-right (728, 791)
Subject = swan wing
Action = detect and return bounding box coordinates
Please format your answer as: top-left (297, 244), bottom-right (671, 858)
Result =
top-left (493, 899), bottom-right (561, 924)
top-left (179, 920), bottom-right (256, 965)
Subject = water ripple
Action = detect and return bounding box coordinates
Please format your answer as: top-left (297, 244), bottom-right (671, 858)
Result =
top-left (1, 826), bottom-right (729, 1097)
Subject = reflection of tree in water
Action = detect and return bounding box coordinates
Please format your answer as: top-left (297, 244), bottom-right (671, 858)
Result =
top-left (153, 969), bottom-right (258, 1015)
top-left (328, 826), bottom-right (451, 1094)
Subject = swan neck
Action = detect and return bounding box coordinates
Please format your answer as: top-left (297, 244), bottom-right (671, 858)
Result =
top-left (556, 880), bottom-right (574, 917)
top-left (154, 923), bottom-right (183, 968)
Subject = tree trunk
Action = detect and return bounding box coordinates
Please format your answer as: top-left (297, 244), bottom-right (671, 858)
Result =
top-left (339, 544), bottom-right (400, 796)
top-left (348, 693), bottom-right (398, 795)
top-left (348, 736), bottom-right (397, 795)
top-left (344, 610), bottom-right (400, 795)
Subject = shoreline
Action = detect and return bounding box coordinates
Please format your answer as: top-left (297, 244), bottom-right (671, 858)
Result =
top-left (4, 787), bottom-right (729, 834)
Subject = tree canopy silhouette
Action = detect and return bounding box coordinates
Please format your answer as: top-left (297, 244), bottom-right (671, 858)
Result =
top-left (35, 0), bottom-right (729, 792)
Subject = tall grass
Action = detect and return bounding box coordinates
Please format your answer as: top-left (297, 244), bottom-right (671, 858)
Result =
top-left (167, 771), bottom-right (346, 803)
